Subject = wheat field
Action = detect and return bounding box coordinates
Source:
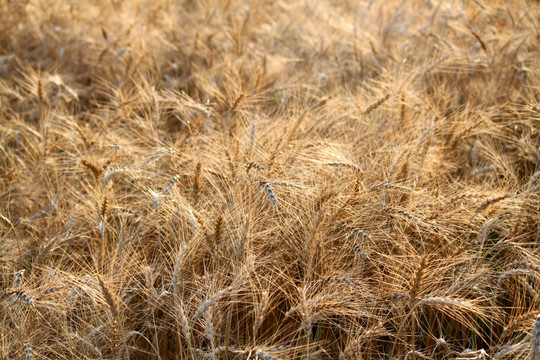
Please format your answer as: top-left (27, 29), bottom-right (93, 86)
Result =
top-left (0, 0), bottom-right (539, 359)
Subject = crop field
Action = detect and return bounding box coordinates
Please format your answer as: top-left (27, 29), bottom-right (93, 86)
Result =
top-left (0, 0), bottom-right (539, 359)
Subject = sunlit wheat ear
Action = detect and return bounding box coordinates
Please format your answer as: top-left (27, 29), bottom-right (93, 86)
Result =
top-left (176, 302), bottom-right (191, 344)
top-left (103, 167), bottom-right (131, 189)
top-left (412, 297), bottom-right (477, 312)
top-left (81, 159), bottom-right (103, 179)
top-left (382, 207), bottom-right (420, 224)
top-left (68, 332), bottom-right (103, 357)
top-left (203, 308), bottom-right (218, 353)
top-left (253, 290), bottom-right (269, 336)
top-left (285, 291), bottom-right (342, 318)
top-left (194, 281), bottom-right (244, 323)
top-left (476, 217), bottom-right (500, 245)
top-left (149, 190), bottom-right (160, 212)
top-left (38, 286), bottom-right (62, 299)
top-left (364, 93), bottom-right (390, 115)
top-left (246, 162), bottom-right (264, 173)
top-left (339, 326), bottom-right (387, 360)
top-left (476, 194), bottom-right (512, 212)
top-left (497, 261), bottom-right (540, 287)
top-left (97, 276), bottom-right (123, 356)
top-left (259, 181), bottom-right (277, 206)
top-left (493, 342), bottom-right (529, 359)
top-left (399, 93), bottom-right (408, 124)
top-left (172, 245), bottom-right (186, 296)
top-left (16, 291), bottom-right (35, 306)
top-left (248, 123), bottom-right (256, 154)
top-left (98, 276), bottom-right (119, 320)
top-left (502, 312), bottom-right (535, 338)
top-left (404, 350), bottom-right (429, 360)
top-left (323, 162), bottom-right (362, 172)
top-left (213, 215), bottom-right (224, 246)
top-left (23, 342), bottom-right (32, 360)
top-left (12, 269), bottom-right (25, 288)
top-left (193, 290), bottom-right (226, 322)
top-left (0, 212), bottom-right (13, 228)
top-left (415, 55), bottom-right (449, 79)
top-left (409, 257), bottom-right (426, 304)
top-left (230, 92), bottom-right (245, 112)
top-left (37, 76), bottom-right (44, 103)
top-left (529, 170), bottom-right (540, 190)
top-left (162, 173), bottom-right (180, 194)
top-left (252, 346), bottom-right (290, 360)
top-left (193, 161), bottom-right (201, 202)
top-left (100, 197), bottom-right (109, 221)
top-left (253, 349), bottom-right (277, 360)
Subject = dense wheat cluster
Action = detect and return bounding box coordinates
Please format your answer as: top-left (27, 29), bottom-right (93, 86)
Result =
top-left (1, 0), bottom-right (539, 359)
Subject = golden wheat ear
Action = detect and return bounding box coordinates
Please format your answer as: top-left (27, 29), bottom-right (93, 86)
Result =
top-left (81, 159), bottom-right (103, 179)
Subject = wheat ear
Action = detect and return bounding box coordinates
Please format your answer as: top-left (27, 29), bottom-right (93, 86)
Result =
top-left (533, 315), bottom-right (540, 360)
